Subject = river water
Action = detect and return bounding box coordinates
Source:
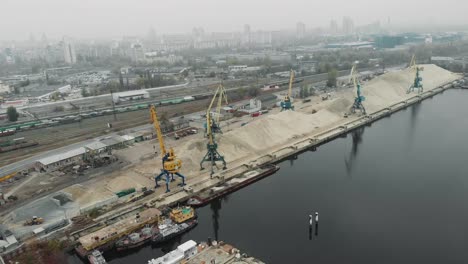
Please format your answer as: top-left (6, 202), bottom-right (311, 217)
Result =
top-left (70, 88), bottom-right (468, 264)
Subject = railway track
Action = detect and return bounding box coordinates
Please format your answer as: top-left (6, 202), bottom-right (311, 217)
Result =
top-left (0, 98), bottom-right (211, 167)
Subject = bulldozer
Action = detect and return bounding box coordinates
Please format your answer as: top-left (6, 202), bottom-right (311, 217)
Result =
top-left (24, 216), bottom-right (44, 226)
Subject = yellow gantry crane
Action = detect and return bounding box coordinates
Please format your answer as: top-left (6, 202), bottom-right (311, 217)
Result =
top-left (407, 55), bottom-right (424, 94)
top-left (149, 105), bottom-right (185, 193)
top-left (200, 84), bottom-right (227, 176)
top-left (280, 69), bottom-right (295, 111)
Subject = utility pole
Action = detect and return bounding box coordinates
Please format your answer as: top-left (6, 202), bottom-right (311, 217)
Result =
top-left (110, 87), bottom-right (117, 121)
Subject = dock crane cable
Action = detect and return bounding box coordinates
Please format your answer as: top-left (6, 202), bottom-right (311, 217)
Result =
top-left (149, 105), bottom-right (186, 193)
top-left (280, 69), bottom-right (295, 111)
top-left (200, 85), bottom-right (227, 177)
top-left (407, 55), bottom-right (424, 94)
top-left (349, 64), bottom-right (366, 115)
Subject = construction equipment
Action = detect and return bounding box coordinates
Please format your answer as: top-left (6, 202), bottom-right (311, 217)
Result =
top-left (349, 65), bottom-right (366, 115)
top-left (149, 105), bottom-right (186, 193)
top-left (200, 111), bottom-right (227, 177)
top-left (280, 70), bottom-right (295, 111)
top-left (24, 216), bottom-right (44, 226)
top-left (204, 85), bottom-right (228, 136)
top-left (407, 55), bottom-right (424, 94)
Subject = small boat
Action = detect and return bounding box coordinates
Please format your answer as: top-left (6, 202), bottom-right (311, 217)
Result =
top-left (151, 219), bottom-right (198, 244)
top-left (88, 250), bottom-right (106, 264)
top-left (115, 225), bottom-right (156, 251)
top-left (187, 164), bottom-right (280, 207)
top-left (151, 206), bottom-right (197, 244)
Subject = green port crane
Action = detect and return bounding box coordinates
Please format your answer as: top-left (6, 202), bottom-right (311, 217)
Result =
top-left (204, 85), bottom-right (228, 136)
top-left (200, 85), bottom-right (227, 177)
top-left (280, 69), bottom-right (295, 111)
top-left (407, 55), bottom-right (424, 94)
top-left (349, 65), bottom-right (366, 115)
top-left (149, 105), bottom-right (186, 193)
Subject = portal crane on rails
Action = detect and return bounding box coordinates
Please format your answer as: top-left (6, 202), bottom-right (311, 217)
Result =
top-left (204, 84), bottom-right (228, 136)
top-left (280, 70), bottom-right (295, 111)
top-left (200, 107), bottom-right (227, 177)
top-left (349, 65), bottom-right (366, 115)
top-left (407, 55), bottom-right (424, 94)
top-left (149, 105), bottom-right (186, 193)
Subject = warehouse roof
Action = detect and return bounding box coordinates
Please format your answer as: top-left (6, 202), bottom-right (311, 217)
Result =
top-left (36, 147), bottom-right (86, 166)
top-left (84, 141), bottom-right (107, 151)
top-left (113, 90), bottom-right (149, 98)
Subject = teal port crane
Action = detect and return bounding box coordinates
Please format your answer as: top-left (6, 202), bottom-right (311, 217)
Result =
top-left (349, 65), bottom-right (366, 115)
top-left (200, 111), bottom-right (227, 177)
top-left (407, 55), bottom-right (424, 94)
top-left (280, 70), bottom-right (295, 111)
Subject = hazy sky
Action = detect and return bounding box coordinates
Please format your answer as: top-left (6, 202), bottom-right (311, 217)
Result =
top-left (1, 0), bottom-right (468, 40)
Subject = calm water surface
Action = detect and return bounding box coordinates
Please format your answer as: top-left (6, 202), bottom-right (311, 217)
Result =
top-left (70, 89), bottom-right (468, 264)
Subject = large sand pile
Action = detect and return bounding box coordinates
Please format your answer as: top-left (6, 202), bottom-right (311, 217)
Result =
top-left (361, 64), bottom-right (458, 112)
top-left (177, 109), bottom-right (343, 174)
top-left (143, 65), bottom-right (460, 176)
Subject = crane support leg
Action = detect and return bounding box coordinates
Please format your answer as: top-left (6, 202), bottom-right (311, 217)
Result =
top-left (155, 171), bottom-right (171, 193)
top-left (175, 172), bottom-right (186, 186)
top-left (200, 144), bottom-right (227, 177)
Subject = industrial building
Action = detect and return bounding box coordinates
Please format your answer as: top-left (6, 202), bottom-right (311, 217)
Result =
top-left (34, 138), bottom-right (124, 172)
top-left (112, 90), bottom-right (149, 103)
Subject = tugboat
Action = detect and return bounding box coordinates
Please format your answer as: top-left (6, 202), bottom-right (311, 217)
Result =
top-left (152, 206), bottom-right (197, 244)
top-left (187, 164), bottom-right (280, 207)
top-left (115, 225), bottom-right (156, 251)
top-left (88, 250), bottom-right (106, 264)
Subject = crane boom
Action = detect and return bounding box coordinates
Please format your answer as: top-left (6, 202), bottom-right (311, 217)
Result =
top-left (280, 70), bottom-right (295, 111)
top-left (287, 69), bottom-right (294, 97)
top-left (150, 105), bottom-right (166, 156)
top-left (215, 86), bottom-right (228, 124)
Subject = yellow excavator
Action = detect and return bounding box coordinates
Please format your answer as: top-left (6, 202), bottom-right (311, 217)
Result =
top-left (149, 105), bottom-right (185, 193)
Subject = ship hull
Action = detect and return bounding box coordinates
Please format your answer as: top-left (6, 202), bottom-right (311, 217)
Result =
top-left (151, 219), bottom-right (198, 244)
top-left (187, 164), bottom-right (279, 207)
top-left (115, 236), bottom-right (152, 251)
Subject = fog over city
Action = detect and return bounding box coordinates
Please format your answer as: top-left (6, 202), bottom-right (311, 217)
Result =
top-left (2, 0), bottom-right (468, 40)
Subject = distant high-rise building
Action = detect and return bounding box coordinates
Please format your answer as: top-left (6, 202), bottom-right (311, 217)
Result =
top-left (131, 43), bottom-right (144, 62)
top-left (63, 38), bottom-right (76, 64)
top-left (296, 22), bottom-right (306, 39)
top-left (330, 20), bottom-right (338, 35)
top-left (147, 26), bottom-right (157, 44)
top-left (40, 33), bottom-right (48, 46)
top-left (242, 24), bottom-right (251, 45)
top-left (342, 17), bottom-right (355, 35)
top-left (4, 48), bottom-right (15, 64)
top-left (192, 27), bottom-right (205, 42)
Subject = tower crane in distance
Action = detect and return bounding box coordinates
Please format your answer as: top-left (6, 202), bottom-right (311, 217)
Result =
top-left (149, 105), bottom-right (186, 193)
top-left (280, 69), bottom-right (295, 111)
top-left (407, 55), bottom-right (424, 94)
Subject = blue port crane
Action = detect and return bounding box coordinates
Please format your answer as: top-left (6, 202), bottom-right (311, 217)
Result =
top-left (407, 55), bottom-right (424, 94)
top-left (349, 65), bottom-right (366, 115)
top-left (149, 105), bottom-right (186, 193)
top-left (280, 69), bottom-right (295, 111)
